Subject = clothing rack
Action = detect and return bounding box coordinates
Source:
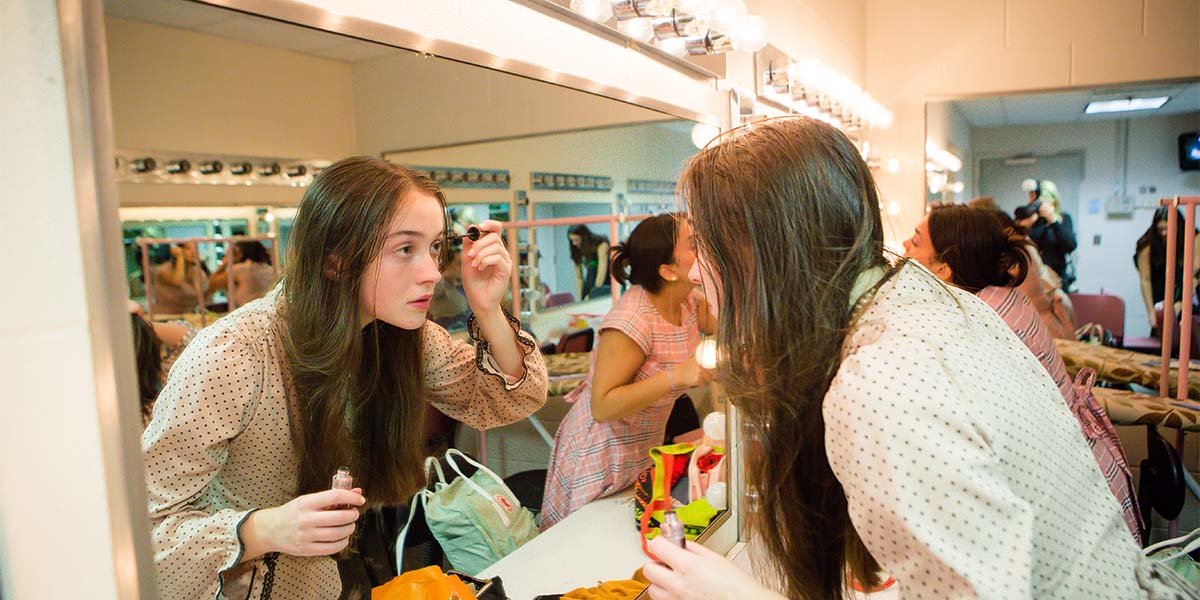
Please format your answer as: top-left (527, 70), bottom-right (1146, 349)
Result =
top-left (1157, 196), bottom-right (1200, 537)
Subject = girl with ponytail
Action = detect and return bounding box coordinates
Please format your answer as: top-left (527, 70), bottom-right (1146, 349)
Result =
top-left (541, 213), bottom-right (715, 529)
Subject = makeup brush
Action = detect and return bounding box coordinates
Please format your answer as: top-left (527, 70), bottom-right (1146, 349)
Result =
top-left (452, 225), bottom-right (482, 242)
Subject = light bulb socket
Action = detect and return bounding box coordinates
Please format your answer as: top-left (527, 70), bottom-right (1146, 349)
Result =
top-left (131, 157), bottom-right (156, 173)
top-left (199, 160), bottom-right (223, 175)
top-left (286, 165), bottom-right (307, 178)
top-left (652, 9), bottom-right (693, 39)
top-left (230, 161), bottom-right (253, 175)
top-left (165, 159), bottom-right (191, 174)
top-left (611, 0), bottom-right (653, 19)
top-left (763, 64), bottom-right (789, 95)
top-left (258, 163), bottom-right (281, 177)
top-left (685, 30), bottom-right (731, 55)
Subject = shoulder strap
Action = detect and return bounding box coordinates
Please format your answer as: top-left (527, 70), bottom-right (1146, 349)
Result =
top-left (444, 449), bottom-right (513, 527)
top-left (395, 491), bottom-right (430, 575)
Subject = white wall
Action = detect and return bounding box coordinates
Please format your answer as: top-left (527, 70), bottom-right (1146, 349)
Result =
top-left (865, 0), bottom-right (1200, 242)
top-left (749, 0), bottom-right (866, 83)
top-left (925, 100), bottom-right (975, 201)
top-left (352, 52), bottom-right (668, 157)
top-left (972, 112), bottom-right (1200, 336)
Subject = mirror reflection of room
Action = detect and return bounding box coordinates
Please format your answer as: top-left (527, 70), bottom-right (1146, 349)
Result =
top-left (101, 0), bottom-right (723, 598)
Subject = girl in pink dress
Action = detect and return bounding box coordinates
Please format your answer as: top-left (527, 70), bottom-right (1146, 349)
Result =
top-left (541, 214), bottom-right (714, 529)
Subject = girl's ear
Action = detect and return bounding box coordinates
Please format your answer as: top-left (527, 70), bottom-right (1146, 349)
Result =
top-left (658, 262), bottom-right (681, 283)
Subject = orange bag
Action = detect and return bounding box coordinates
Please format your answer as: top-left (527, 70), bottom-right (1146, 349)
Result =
top-left (371, 566), bottom-right (478, 600)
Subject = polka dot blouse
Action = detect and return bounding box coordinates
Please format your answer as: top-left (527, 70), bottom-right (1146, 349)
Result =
top-left (141, 286), bottom-right (547, 599)
top-left (823, 262), bottom-right (1143, 598)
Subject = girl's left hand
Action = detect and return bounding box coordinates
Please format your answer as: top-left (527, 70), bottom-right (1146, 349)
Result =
top-left (460, 220), bottom-right (511, 311)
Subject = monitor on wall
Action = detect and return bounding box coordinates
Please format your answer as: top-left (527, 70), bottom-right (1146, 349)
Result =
top-left (1181, 131), bottom-right (1200, 171)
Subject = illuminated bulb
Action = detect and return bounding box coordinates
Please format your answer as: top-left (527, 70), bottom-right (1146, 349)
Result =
top-left (264, 212), bottom-right (276, 223)
top-left (887, 201), bottom-right (901, 216)
top-left (676, 0), bottom-right (718, 15)
top-left (886, 158), bottom-right (900, 173)
top-left (570, 0), bottom-right (614, 22)
top-left (727, 14), bottom-right (767, 52)
top-left (657, 36), bottom-right (689, 57)
top-left (617, 17), bottom-right (656, 41)
top-left (709, 0), bottom-right (746, 30)
top-left (691, 122), bottom-right (721, 148)
top-left (695, 338), bottom-right (719, 369)
top-left (702, 411), bottom-right (726, 442)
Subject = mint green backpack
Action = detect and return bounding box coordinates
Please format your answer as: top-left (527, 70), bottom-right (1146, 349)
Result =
top-left (397, 449), bottom-right (538, 576)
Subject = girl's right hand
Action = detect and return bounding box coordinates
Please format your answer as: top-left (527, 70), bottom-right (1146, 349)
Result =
top-left (673, 358), bottom-right (713, 389)
top-left (249, 488), bottom-right (365, 557)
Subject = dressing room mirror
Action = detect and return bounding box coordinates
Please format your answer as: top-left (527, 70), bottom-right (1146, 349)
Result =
top-left (102, 0), bottom-right (732, 588)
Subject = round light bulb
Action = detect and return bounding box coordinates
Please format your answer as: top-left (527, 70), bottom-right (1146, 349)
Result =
top-left (570, 0), bottom-right (614, 22)
top-left (691, 122), bottom-right (721, 149)
top-left (657, 36), bottom-right (689, 57)
top-left (887, 200), bottom-right (901, 216)
top-left (709, 0), bottom-right (747, 30)
top-left (728, 14), bottom-right (767, 52)
top-left (886, 158), bottom-right (901, 173)
top-left (695, 337), bottom-right (719, 369)
top-left (702, 411), bottom-right (726, 442)
top-left (676, 0), bottom-right (718, 15)
top-left (617, 17), bottom-right (656, 42)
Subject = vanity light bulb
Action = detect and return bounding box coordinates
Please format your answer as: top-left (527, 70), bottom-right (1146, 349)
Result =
top-left (617, 17), bottom-right (656, 42)
top-left (702, 411), bottom-right (726, 442)
top-left (886, 158), bottom-right (901, 173)
top-left (675, 0), bottom-right (718, 16)
top-left (657, 36), bottom-right (689, 57)
top-left (570, 0), bottom-right (614, 22)
top-left (887, 200), bottom-right (901, 216)
top-left (695, 338), bottom-right (719, 369)
top-left (728, 14), bottom-right (766, 51)
top-left (690, 122), bottom-right (720, 149)
top-left (709, 0), bottom-right (746, 30)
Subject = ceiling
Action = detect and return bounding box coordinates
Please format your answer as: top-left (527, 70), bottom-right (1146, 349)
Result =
top-left (951, 81), bottom-right (1200, 128)
top-left (103, 0), bottom-right (399, 63)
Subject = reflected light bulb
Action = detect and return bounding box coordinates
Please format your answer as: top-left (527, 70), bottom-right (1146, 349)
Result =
top-left (695, 338), bottom-right (719, 369)
top-left (657, 36), bottom-right (689, 57)
top-left (728, 14), bottom-right (767, 52)
top-left (570, 0), bottom-right (614, 22)
top-left (617, 17), bottom-right (656, 42)
top-left (691, 122), bottom-right (721, 149)
top-left (709, 0), bottom-right (746, 30)
top-left (887, 201), bottom-right (901, 216)
top-left (676, 0), bottom-right (719, 15)
top-left (886, 158), bottom-right (901, 173)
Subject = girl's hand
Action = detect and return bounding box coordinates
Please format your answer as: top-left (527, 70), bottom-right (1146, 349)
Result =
top-left (672, 358), bottom-right (713, 389)
top-left (248, 488), bottom-right (365, 557)
top-left (460, 220), bottom-right (511, 311)
top-left (642, 536), bottom-right (785, 600)
top-left (1037, 202), bottom-right (1058, 222)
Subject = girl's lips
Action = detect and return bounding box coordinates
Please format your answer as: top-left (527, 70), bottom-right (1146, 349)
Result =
top-left (409, 295), bottom-right (432, 309)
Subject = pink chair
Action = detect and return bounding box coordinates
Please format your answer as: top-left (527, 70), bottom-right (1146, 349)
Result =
top-left (545, 292), bottom-right (575, 308)
top-left (1069, 293), bottom-right (1125, 340)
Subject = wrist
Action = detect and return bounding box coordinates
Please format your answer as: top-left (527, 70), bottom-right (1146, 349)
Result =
top-left (240, 508), bottom-right (275, 560)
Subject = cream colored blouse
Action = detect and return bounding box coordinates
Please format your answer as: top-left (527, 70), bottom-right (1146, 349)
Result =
top-left (142, 287), bottom-right (547, 599)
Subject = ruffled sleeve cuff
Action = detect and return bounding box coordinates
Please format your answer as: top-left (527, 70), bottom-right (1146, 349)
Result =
top-left (467, 309), bottom-right (539, 391)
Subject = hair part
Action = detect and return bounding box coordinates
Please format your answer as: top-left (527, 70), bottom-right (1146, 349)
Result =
top-left (610, 213), bottom-right (680, 294)
top-left (283, 156), bottom-right (448, 506)
top-left (927, 204), bottom-right (1029, 294)
top-left (682, 116), bottom-right (890, 599)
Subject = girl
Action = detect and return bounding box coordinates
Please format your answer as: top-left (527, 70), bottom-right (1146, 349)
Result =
top-left (143, 157), bottom-right (547, 599)
top-left (644, 118), bottom-right (1154, 599)
top-left (542, 214), bottom-right (713, 529)
top-left (569, 224), bottom-right (611, 301)
top-left (1135, 206), bottom-right (1200, 333)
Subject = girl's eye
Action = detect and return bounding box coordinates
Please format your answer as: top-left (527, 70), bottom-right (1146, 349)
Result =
top-left (430, 240), bottom-right (443, 256)
top-left (396, 245), bottom-right (414, 256)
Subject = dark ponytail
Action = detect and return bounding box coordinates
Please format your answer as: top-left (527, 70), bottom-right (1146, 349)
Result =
top-left (609, 214), bottom-right (679, 294)
top-left (928, 204), bottom-right (1029, 294)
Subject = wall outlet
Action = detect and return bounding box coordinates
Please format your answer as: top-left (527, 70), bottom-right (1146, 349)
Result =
top-left (1093, 234), bottom-right (1102, 245)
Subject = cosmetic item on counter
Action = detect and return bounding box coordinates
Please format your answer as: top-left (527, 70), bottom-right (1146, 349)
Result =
top-left (660, 510), bottom-right (686, 548)
top-left (331, 466), bottom-right (353, 510)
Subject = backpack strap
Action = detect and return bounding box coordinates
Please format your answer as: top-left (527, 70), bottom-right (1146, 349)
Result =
top-left (443, 449), bottom-right (514, 527)
top-left (395, 490), bottom-right (430, 575)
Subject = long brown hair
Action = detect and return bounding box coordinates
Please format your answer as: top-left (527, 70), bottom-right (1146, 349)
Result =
top-left (284, 156), bottom-right (448, 506)
top-left (927, 204), bottom-right (1030, 294)
top-left (681, 117), bottom-right (890, 599)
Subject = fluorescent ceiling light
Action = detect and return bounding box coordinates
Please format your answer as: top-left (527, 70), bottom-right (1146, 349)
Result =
top-left (1085, 96), bottom-right (1170, 114)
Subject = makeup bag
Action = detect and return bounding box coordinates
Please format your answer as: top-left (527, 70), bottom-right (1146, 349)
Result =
top-left (398, 449), bottom-right (538, 576)
top-left (633, 442), bottom-right (721, 560)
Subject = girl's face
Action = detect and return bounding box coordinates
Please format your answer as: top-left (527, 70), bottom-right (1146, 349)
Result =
top-left (358, 191), bottom-right (445, 330)
top-left (688, 247), bottom-right (722, 319)
top-left (902, 215), bottom-right (952, 282)
top-left (661, 221), bottom-right (698, 285)
top-left (569, 234), bottom-right (582, 248)
top-left (1157, 219), bottom-right (1170, 238)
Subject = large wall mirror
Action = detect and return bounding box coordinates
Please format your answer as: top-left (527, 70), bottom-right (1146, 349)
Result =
top-left (102, 0), bottom-right (733, 596)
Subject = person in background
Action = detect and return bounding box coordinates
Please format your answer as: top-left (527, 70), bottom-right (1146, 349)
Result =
top-left (542, 214), bottom-right (714, 530)
top-left (128, 300), bottom-right (196, 427)
top-left (905, 204), bottom-right (1140, 540)
top-left (569, 224), bottom-right (611, 301)
top-left (227, 241), bottom-right (278, 310)
top-left (644, 117), bottom-right (1154, 600)
top-left (149, 241), bottom-right (209, 315)
top-left (143, 157), bottom-right (547, 599)
top-left (1021, 178), bottom-right (1078, 291)
top-left (1135, 206), bottom-right (1200, 334)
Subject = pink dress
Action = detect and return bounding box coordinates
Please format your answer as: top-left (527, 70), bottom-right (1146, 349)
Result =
top-left (541, 285), bottom-right (702, 529)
